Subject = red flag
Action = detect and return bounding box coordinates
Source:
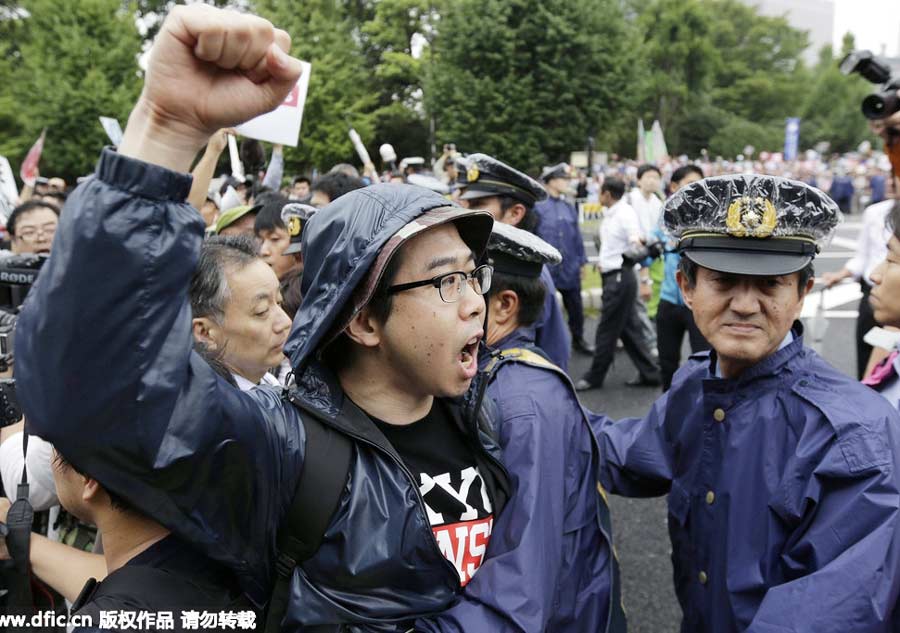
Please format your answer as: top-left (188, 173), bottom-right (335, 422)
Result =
top-left (20, 129), bottom-right (46, 187)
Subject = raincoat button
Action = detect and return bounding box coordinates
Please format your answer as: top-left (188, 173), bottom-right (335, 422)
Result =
top-left (713, 408), bottom-right (726, 422)
top-left (706, 491), bottom-right (715, 505)
top-left (699, 570), bottom-right (708, 585)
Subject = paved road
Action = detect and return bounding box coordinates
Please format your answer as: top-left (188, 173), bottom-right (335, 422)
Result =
top-left (568, 218), bottom-right (864, 632)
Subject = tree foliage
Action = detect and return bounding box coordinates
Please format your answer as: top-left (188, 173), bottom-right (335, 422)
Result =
top-left (425, 0), bottom-right (638, 173)
top-left (0, 0), bottom-right (884, 183)
top-left (0, 0), bottom-right (142, 183)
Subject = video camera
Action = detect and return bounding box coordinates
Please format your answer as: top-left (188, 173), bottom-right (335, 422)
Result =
top-left (0, 254), bottom-right (46, 427)
top-left (840, 50), bottom-right (900, 120)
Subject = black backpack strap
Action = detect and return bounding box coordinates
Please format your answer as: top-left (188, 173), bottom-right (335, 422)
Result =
top-left (264, 410), bottom-right (352, 633)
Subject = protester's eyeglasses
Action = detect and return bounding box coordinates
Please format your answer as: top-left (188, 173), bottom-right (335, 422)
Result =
top-left (16, 223), bottom-right (57, 243)
top-left (387, 264), bottom-right (493, 304)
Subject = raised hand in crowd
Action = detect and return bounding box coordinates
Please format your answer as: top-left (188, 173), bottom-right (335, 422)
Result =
top-left (187, 127), bottom-right (235, 215)
top-left (119, 4), bottom-right (303, 173)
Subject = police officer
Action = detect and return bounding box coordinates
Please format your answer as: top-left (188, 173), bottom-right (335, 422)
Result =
top-left (457, 153), bottom-right (571, 370)
top-left (435, 221), bottom-right (624, 632)
top-left (535, 163), bottom-right (594, 354)
top-left (594, 175), bottom-right (900, 632)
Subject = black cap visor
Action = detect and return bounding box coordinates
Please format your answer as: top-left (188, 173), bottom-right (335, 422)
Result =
top-left (680, 235), bottom-right (817, 276)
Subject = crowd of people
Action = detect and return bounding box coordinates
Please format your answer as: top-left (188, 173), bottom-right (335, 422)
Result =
top-left (2, 5), bottom-right (900, 633)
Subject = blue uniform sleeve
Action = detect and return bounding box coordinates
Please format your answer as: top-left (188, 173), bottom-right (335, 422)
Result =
top-left (533, 268), bottom-right (570, 371)
top-left (415, 387), bottom-right (570, 632)
top-left (590, 390), bottom-right (674, 497)
top-left (14, 149), bottom-right (304, 603)
top-left (746, 417), bottom-right (900, 633)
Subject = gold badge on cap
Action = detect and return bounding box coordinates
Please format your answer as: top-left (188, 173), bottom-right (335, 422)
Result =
top-left (726, 197), bottom-right (777, 238)
top-left (287, 216), bottom-right (303, 237)
top-left (467, 166), bottom-right (480, 183)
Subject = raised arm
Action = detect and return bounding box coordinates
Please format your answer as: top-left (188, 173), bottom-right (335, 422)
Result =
top-left (13, 5), bottom-right (306, 604)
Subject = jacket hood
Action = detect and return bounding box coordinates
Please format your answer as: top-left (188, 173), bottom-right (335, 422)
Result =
top-left (286, 183), bottom-right (493, 370)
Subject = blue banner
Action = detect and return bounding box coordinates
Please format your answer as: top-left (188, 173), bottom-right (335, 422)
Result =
top-left (784, 118), bottom-right (800, 161)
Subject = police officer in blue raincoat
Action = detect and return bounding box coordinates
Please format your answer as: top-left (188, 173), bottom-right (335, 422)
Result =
top-left (420, 222), bottom-right (625, 632)
top-left (535, 163), bottom-right (592, 355)
top-left (593, 175), bottom-right (900, 632)
top-left (458, 153), bottom-right (571, 370)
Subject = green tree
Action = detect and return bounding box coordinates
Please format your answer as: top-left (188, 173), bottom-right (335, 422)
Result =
top-left (0, 0), bottom-right (142, 183)
top-left (255, 0), bottom-right (378, 175)
top-left (426, 0), bottom-right (637, 172)
top-left (799, 35), bottom-right (876, 154)
top-left (359, 0), bottom-right (435, 161)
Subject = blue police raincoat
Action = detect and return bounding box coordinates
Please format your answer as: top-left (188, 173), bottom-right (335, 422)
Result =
top-left (533, 267), bottom-right (570, 371)
top-left (15, 149), bottom-right (517, 631)
top-left (419, 327), bottom-right (624, 632)
top-left (534, 196), bottom-right (586, 291)
top-left (592, 327), bottom-right (900, 632)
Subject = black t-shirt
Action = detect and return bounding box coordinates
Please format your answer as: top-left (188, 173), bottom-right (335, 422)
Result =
top-left (72, 535), bottom-right (249, 633)
top-left (372, 400), bottom-right (494, 586)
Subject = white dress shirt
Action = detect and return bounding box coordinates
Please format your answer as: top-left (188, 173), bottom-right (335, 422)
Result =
top-left (599, 199), bottom-right (643, 272)
top-left (846, 199), bottom-right (894, 284)
top-left (232, 371), bottom-right (281, 392)
top-left (626, 189), bottom-right (663, 239)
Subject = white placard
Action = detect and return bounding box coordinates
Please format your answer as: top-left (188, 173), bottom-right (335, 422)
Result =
top-left (0, 156), bottom-right (18, 211)
top-left (236, 61), bottom-right (311, 147)
top-left (227, 134), bottom-right (244, 181)
top-left (99, 116), bottom-right (124, 146)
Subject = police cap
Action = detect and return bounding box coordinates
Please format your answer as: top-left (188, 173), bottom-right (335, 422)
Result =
top-left (460, 154), bottom-right (547, 206)
top-left (488, 221), bottom-right (561, 279)
top-left (540, 162), bottom-right (569, 183)
top-left (664, 175), bottom-right (842, 276)
top-left (281, 203), bottom-right (318, 255)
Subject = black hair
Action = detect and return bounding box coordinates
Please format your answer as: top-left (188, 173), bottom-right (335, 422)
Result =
top-left (677, 256), bottom-right (814, 298)
top-left (52, 449), bottom-right (142, 515)
top-left (312, 172), bottom-right (366, 204)
top-left (670, 164), bottom-right (704, 187)
top-left (488, 271), bottom-right (546, 328)
top-left (190, 234), bottom-right (260, 323)
top-left (637, 164), bottom-right (662, 180)
top-left (240, 138), bottom-right (267, 175)
top-left (292, 175), bottom-right (311, 186)
top-left (601, 177), bottom-right (626, 201)
top-left (8, 200), bottom-right (61, 236)
top-left (253, 195), bottom-right (290, 234)
top-left (887, 199), bottom-right (900, 240)
top-left (498, 195), bottom-right (538, 234)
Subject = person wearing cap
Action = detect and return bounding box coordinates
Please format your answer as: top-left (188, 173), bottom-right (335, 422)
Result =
top-left (535, 162), bottom-right (594, 354)
top-left (592, 175), bottom-right (900, 631)
top-left (214, 203), bottom-right (261, 236)
top-left (458, 153), bottom-right (572, 370)
top-left (424, 221), bottom-right (625, 632)
top-left (15, 7), bottom-right (519, 629)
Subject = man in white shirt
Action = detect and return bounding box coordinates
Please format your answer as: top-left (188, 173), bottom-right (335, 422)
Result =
top-left (822, 197), bottom-right (894, 378)
top-left (575, 178), bottom-right (660, 390)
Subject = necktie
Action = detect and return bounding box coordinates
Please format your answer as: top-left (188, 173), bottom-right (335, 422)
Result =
top-left (863, 350), bottom-right (899, 388)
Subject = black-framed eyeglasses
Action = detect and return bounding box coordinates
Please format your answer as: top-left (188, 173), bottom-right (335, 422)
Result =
top-left (387, 264), bottom-right (493, 304)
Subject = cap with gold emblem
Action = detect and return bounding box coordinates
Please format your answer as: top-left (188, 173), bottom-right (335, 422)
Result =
top-left (460, 153), bottom-right (547, 206)
top-left (281, 203), bottom-right (318, 255)
top-left (664, 175), bottom-right (842, 276)
top-left (540, 162), bottom-right (569, 183)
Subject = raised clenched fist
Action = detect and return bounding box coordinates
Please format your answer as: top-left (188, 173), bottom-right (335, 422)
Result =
top-left (120, 5), bottom-right (303, 173)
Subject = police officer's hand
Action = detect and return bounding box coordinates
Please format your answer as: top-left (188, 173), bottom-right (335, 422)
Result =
top-left (119, 4), bottom-right (303, 173)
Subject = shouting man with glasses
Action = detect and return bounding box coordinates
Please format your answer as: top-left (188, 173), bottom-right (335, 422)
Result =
top-left (5, 6), bottom-right (597, 631)
top-left (6, 200), bottom-right (60, 255)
